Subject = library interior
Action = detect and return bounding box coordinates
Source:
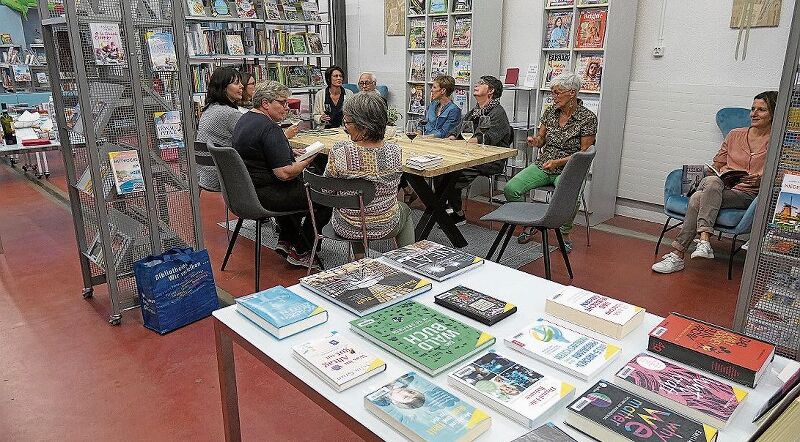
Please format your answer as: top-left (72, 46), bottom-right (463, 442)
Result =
top-left (3, 0), bottom-right (800, 441)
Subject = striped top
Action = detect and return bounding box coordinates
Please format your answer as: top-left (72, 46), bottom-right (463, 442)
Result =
top-left (325, 140), bottom-right (403, 240)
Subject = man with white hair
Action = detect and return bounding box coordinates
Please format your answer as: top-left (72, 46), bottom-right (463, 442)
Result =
top-left (358, 72), bottom-right (377, 92)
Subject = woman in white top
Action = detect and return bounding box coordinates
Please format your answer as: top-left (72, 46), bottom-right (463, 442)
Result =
top-left (312, 65), bottom-right (352, 128)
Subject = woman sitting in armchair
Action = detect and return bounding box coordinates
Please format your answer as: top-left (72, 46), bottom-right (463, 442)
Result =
top-left (652, 90), bottom-right (778, 274)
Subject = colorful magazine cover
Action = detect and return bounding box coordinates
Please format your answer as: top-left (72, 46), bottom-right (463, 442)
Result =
top-left (212, 0), bottom-right (230, 16)
top-left (542, 52), bottom-right (570, 89)
top-left (305, 32), bottom-right (324, 54)
top-left (544, 11), bottom-right (573, 49)
top-left (108, 150), bottom-right (144, 195)
top-left (452, 52), bottom-right (471, 85)
top-left (430, 17), bottom-right (449, 48)
top-left (575, 8), bottom-right (607, 49)
top-left (89, 23), bottom-right (125, 65)
top-left (771, 171), bottom-right (800, 236)
top-left (235, 0), bottom-right (257, 18)
top-left (575, 53), bottom-right (603, 92)
top-left (430, 52), bottom-right (448, 81)
top-left (146, 31), bottom-right (177, 72)
top-left (429, 0), bottom-right (447, 14)
top-left (409, 84), bottom-right (426, 115)
top-left (12, 64), bottom-right (31, 82)
top-left (451, 17), bottom-right (472, 48)
top-left (409, 18), bottom-right (426, 49)
top-left (186, 0), bottom-right (206, 16)
top-left (409, 52), bottom-right (426, 83)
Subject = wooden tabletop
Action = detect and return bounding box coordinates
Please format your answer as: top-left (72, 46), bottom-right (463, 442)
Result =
top-left (290, 129), bottom-right (518, 177)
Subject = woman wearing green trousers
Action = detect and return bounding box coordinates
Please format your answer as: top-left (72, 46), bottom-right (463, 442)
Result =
top-left (504, 72), bottom-right (597, 252)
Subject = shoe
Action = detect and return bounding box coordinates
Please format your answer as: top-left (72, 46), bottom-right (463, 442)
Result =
top-left (286, 249), bottom-right (321, 270)
top-left (652, 252), bottom-right (685, 274)
top-left (563, 240), bottom-right (572, 254)
top-left (690, 240), bottom-right (715, 259)
top-left (450, 212), bottom-right (467, 226)
top-left (518, 229), bottom-right (536, 244)
top-left (742, 240), bottom-right (750, 251)
top-left (275, 240), bottom-right (291, 257)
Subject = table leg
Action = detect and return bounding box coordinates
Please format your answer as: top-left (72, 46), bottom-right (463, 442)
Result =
top-left (214, 318), bottom-right (241, 442)
top-left (405, 173), bottom-right (468, 248)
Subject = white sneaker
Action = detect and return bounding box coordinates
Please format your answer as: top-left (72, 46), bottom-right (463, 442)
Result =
top-left (691, 240), bottom-right (715, 259)
top-left (652, 252), bottom-right (685, 274)
top-left (741, 240), bottom-right (750, 251)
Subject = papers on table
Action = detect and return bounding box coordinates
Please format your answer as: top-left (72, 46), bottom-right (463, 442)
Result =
top-left (406, 154), bottom-right (443, 170)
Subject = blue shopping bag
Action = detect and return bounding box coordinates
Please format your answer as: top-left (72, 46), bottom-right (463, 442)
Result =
top-left (134, 247), bottom-right (219, 334)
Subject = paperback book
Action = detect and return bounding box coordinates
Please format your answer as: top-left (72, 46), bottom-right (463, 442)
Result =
top-left (350, 300), bottom-right (495, 376)
top-left (545, 285), bottom-right (644, 339)
top-left (453, 88), bottom-right (468, 110)
top-left (409, 52), bottom-right (426, 83)
top-left (542, 52), bottom-right (570, 89)
top-left (89, 23), bottom-right (125, 65)
top-left (575, 53), bottom-right (603, 92)
top-left (282, 2), bottom-right (302, 21)
top-left (429, 0), bottom-right (447, 14)
top-left (293, 331), bottom-right (385, 391)
top-left (409, 84), bottom-right (426, 115)
top-left (299, 258), bottom-right (431, 316)
top-left (308, 66), bottom-right (325, 87)
top-left (225, 34), bottom-right (245, 56)
top-left (545, 11), bottom-right (573, 49)
top-left (288, 32), bottom-right (308, 54)
top-left (235, 0), bottom-right (257, 18)
top-left (771, 171), bottom-right (800, 237)
top-left (682, 164), bottom-right (706, 196)
top-left (430, 52), bottom-right (448, 81)
top-left (211, 0), bottom-right (230, 16)
top-left (408, 0), bottom-right (425, 15)
top-left (513, 422), bottom-right (576, 441)
top-left (236, 285), bottom-right (328, 339)
top-left (382, 240), bottom-right (484, 281)
top-left (452, 52), bottom-right (471, 85)
top-left (186, 0), bottom-right (206, 16)
top-left (452, 0), bottom-right (471, 13)
top-left (430, 17), bottom-right (448, 48)
top-left (505, 318), bottom-right (621, 380)
top-left (565, 381), bottom-right (719, 442)
top-left (12, 64), bottom-right (30, 82)
top-left (264, 0), bottom-right (282, 20)
top-left (146, 31), bottom-right (177, 72)
top-left (305, 32), bottom-right (324, 54)
top-left (365, 372), bottom-right (492, 442)
top-left (301, 1), bottom-right (320, 21)
top-left (448, 351), bottom-right (575, 428)
top-left (108, 150), bottom-right (144, 194)
top-left (286, 65), bottom-right (309, 88)
top-left (614, 352), bottom-right (747, 428)
top-left (648, 312), bottom-right (775, 387)
top-left (435, 285), bottom-right (516, 326)
top-left (154, 111), bottom-right (184, 151)
top-left (408, 19), bottom-right (426, 49)
top-left (451, 17), bottom-right (472, 49)
top-left (575, 8), bottom-right (607, 48)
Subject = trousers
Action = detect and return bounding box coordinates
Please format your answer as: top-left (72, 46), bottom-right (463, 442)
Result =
top-left (503, 164), bottom-right (582, 235)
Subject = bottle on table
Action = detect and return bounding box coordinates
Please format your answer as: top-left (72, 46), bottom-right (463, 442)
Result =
top-left (1, 103), bottom-right (17, 145)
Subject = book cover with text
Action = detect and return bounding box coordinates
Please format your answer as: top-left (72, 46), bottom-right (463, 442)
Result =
top-left (545, 11), bottom-right (573, 49)
top-left (575, 8), bottom-right (607, 49)
top-left (89, 23), bottom-right (125, 65)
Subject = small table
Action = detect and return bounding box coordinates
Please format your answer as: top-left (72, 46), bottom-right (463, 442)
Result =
top-left (213, 259), bottom-right (789, 441)
top-left (291, 129), bottom-right (517, 248)
top-left (0, 140), bottom-right (60, 178)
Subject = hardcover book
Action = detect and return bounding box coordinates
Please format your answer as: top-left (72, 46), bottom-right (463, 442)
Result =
top-left (409, 52), bottom-right (426, 83)
top-left (186, 0), bottom-right (206, 16)
top-left (566, 381), bottom-right (718, 442)
top-left (299, 258), bottom-right (431, 316)
top-left (545, 285), bottom-right (644, 339)
top-left (382, 240), bottom-right (484, 281)
top-left (430, 17), bottom-right (448, 48)
top-left (350, 301), bottom-right (495, 376)
top-left (505, 318), bottom-right (621, 380)
top-left (513, 422), bottom-right (576, 441)
top-left (408, 18), bottom-right (426, 49)
top-left (146, 31), bottom-right (177, 72)
top-left (771, 171), bottom-right (800, 237)
top-left (575, 53), bottom-right (603, 92)
top-left (452, 0), bottom-right (471, 13)
top-left (108, 150), bottom-right (144, 194)
top-left (542, 52), bottom-right (570, 89)
top-left (409, 84), bottom-right (426, 115)
top-left (575, 8), bottom-right (607, 49)
top-left (452, 52), bottom-right (472, 85)
top-left (614, 353), bottom-right (747, 428)
top-left (451, 17), bottom-right (472, 49)
top-left (89, 23), bottom-right (125, 66)
top-left (435, 285), bottom-right (516, 326)
top-left (545, 11), bottom-right (573, 49)
top-left (430, 52), bottom-right (448, 81)
top-left (365, 372), bottom-right (492, 442)
top-left (448, 351), bottom-right (575, 428)
top-left (293, 331), bottom-right (385, 391)
top-left (429, 0), bottom-right (447, 14)
top-left (648, 313), bottom-right (775, 387)
top-left (235, 0), bottom-right (257, 19)
top-left (236, 285), bottom-right (327, 339)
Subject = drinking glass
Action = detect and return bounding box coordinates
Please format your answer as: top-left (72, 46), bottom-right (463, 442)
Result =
top-left (406, 119), bottom-right (419, 143)
top-left (461, 121), bottom-right (474, 143)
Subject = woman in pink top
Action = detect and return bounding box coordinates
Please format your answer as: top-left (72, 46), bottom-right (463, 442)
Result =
top-left (653, 91), bottom-right (778, 274)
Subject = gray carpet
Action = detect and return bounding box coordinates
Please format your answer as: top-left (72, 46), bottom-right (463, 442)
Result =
top-left (217, 210), bottom-right (551, 269)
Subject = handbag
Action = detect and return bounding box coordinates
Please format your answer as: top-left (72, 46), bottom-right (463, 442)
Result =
top-left (134, 247), bottom-right (219, 334)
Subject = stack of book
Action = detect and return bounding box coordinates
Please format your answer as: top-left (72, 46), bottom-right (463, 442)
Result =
top-left (235, 285), bottom-right (328, 339)
top-left (292, 331), bottom-right (385, 392)
top-left (406, 154), bottom-right (443, 170)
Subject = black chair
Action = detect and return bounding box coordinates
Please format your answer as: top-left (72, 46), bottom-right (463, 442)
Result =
top-left (208, 143), bottom-right (306, 291)
top-left (195, 140), bottom-right (231, 240)
top-left (481, 147), bottom-right (596, 280)
top-left (302, 170), bottom-right (400, 275)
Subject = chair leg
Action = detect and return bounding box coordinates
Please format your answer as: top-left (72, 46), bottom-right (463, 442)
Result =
top-left (255, 219), bottom-right (262, 292)
top-left (487, 223), bottom-right (510, 261)
top-left (225, 206), bottom-right (231, 242)
top-left (655, 217), bottom-right (671, 256)
top-left (555, 229), bottom-right (574, 279)
top-left (541, 228), bottom-right (552, 280)
top-left (221, 218), bottom-right (244, 271)
top-left (496, 224), bottom-right (516, 263)
top-left (582, 192), bottom-right (590, 247)
top-left (728, 234), bottom-right (738, 280)
top-left (307, 233), bottom-right (321, 276)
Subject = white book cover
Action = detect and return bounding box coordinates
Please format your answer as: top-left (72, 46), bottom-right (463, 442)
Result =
top-left (505, 318), bottom-right (620, 380)
top-left (154, 111), bottom-right (183, 140)
top-left (548, 286), bottom-right (643, 326)
top-left (108, 150), bottom-right (144, 195)
top-left (146, 31), bottom-right (177, 72)
top-left (293, 331), bottom-right (385, 388)
top-left (89, 23), bottom-right (125, 66)
top-left (448, 350), bottom-right (575, 428)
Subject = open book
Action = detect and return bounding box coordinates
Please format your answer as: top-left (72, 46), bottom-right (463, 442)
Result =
top-left (705, 163), bottom-right (749, 188)
top-left (296, 141), bottom-right (324, 162)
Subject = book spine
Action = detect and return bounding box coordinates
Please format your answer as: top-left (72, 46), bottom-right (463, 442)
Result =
top-left (647, 335), bottom-right (757, 387)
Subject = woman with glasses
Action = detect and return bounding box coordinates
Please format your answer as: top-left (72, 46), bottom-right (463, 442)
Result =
top-left (424, 75), bottom-right (461, 138)
top-left (196, 66), bottom-right (244, 191)
top-left (326, 92), bottom-right (415, 256)
top-left (504, 72), bottom-right (597, 251)
top-left (312, 65), bottom-right (352, 128)
top-left (237, 71), bottom-right (256, 111)
top-left (232, 81), bottom-right (331, 269)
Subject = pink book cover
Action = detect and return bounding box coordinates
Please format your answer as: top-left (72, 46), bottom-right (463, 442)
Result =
top-left (615, 353), bottom-right (747, 424)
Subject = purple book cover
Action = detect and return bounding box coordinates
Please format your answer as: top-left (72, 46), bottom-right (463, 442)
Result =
top-left (615, 353), bottom-right (747, 423)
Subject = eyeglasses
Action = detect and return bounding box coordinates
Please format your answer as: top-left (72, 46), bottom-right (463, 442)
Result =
top-left (273, 99), bottom-right (289, 107)
top-left (358, 81), bottom-right (375, 86)
top-left (551, 89), bottom-right (573, 96)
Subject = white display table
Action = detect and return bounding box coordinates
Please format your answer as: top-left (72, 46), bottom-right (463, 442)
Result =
top-left (213, 259), bottom-right (790, 441)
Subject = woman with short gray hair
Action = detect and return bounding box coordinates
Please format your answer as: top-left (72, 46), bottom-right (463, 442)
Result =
top-left (251, 80), bottom-right (290, 109)
top-left (325, 92), bottom-right (415, 254)
top-left (504, 71), bottom-right (598, 251)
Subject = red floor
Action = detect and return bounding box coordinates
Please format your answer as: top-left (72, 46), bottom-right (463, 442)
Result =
top-left (0, 154), bottom-right (745, 440)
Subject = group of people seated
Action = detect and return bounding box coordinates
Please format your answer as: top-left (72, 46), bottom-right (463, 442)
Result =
top-left (195, 63), bottom-right (778, 275)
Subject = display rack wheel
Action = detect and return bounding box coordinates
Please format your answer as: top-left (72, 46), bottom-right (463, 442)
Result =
top-left (108, 315), bottom-right (121, 326)
top-left (81, 288), bottom-right (93, 299)
top-left (44, 172), bottom-right (50, 178)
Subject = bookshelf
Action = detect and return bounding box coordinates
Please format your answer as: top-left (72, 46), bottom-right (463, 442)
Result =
top-left (735, 3), bottom-right (800, 359)
top-left (404, 0), bottom-right (504, 121)
top-left (184, 0), bottom-right (334, 118)
top-left (1, 42), bottom-right (50, 93)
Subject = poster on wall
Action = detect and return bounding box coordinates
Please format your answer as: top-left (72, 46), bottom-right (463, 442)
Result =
top-left (731, 0), bottom-right (781, 28)
top-left (385, 0), bottom-right (406, 36)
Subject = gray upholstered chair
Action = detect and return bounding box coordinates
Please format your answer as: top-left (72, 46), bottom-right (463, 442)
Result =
top-left (208, 143), bottom-right (306, 291)
top-left (195, 140), bottom-right (231, 241)
top-left (303, 170), bottom-right (401, 275)
top-left (536, 183), bottom-right (591, 246)
top-left (481, 147), bottom-right (596, 280)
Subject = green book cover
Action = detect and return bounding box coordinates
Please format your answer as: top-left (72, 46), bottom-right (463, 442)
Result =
top-left (350, 301), bottom-right (495, 376)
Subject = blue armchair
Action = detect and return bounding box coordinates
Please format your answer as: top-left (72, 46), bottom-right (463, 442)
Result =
top-left (657, 169), bottom-right (758, 279)
top-left (716, 107), bottom-right (751, 137)
top-left (342, 83), bottom-right (359, 94)
top-left (342, 83), bottom-right (389, 99)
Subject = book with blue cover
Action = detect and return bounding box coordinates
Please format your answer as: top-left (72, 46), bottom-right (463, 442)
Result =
top-left (365, 371), bottom-right (492, 442)
top-left (236, 285), bottom-right (328, 339)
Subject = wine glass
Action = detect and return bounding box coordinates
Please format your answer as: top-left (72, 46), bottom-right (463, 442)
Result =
top-left (406, 119), bottom-right (419, 143)
top-left (461, 121), bottom-right (474, 143)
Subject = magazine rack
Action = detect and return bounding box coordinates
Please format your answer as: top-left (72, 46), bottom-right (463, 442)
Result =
top-left (735, 3), bottom-right (800, 359)
top-left (37, 0), bottom-right (202, 325)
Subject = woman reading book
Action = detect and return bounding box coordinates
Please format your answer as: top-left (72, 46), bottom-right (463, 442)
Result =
top-left (652, 90), bottom-right (778, 274)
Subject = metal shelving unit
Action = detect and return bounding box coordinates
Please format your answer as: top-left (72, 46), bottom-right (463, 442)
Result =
top-left (735, 2), bottom-right (800, 359)
top-left (37, 0), bottom-right (202, 325)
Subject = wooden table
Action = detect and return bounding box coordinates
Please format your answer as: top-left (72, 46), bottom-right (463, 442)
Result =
top-left (290, 129), bottom-right (517, 248)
